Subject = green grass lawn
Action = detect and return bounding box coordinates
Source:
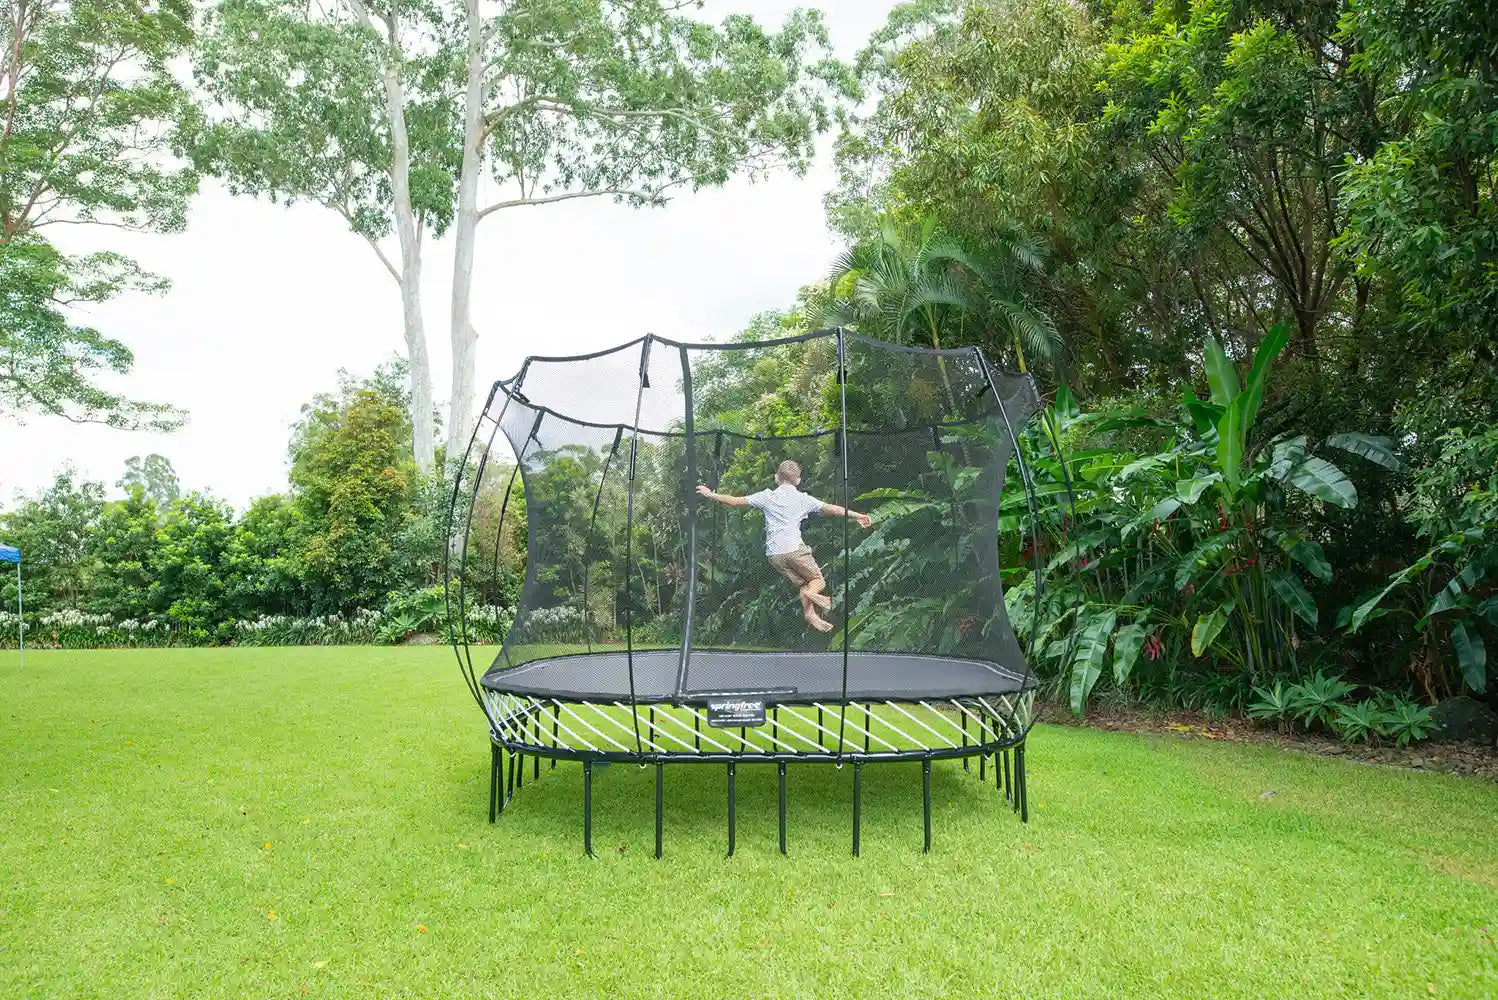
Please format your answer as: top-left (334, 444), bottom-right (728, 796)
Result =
top-left (2, 648), bottom-right (1496, 999)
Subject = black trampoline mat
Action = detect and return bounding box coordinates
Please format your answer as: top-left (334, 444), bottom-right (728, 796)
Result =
top-left (481, 649), bottom-right (1033, 706)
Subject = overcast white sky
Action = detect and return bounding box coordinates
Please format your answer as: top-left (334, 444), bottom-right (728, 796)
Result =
top-left (1, 1), bottom-right (896, 509)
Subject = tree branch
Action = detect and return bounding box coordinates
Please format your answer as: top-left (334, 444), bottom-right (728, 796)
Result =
top-left (476, 187), bottom-right (663, 219)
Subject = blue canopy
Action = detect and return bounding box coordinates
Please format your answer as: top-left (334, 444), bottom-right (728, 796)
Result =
top-left (0, 545), bottom-right (17, 564)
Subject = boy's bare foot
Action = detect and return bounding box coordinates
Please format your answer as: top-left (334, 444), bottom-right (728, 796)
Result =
top-left (802, 589), bottom-right (832, 612)
top-left (805, 612), bottom-right (834, 633)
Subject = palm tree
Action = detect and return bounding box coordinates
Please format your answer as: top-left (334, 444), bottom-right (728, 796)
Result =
top-left (817, 216), bottom-right (1062, 372)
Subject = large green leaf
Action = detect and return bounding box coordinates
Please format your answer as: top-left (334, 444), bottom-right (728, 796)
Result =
top-left (1174, 531), bottom-right (1238, 590)
top-left (1267, 569), bottom-right (1318, 626)
top-left (1283, 457), bottom-right (1358, 509)
top-left (1266, 435), bottom-right (1309, 480)
top-left (1324, 433), bottom-right (1406, 472)
top-left (1216, 394), bottom-right (1248, 490)
top-left (1452, 621), bottom-right (1487, 694)
top-left (1111, 623), bottom-right (1148, 685)
top-left (1119, 453), bottom-right (1172, 480)
top-left (1175, 474), bottom-right (1221, 504)
top-left (1123, 497), bottom-right (1182, 540)
top-left (1267, 529), bottom-right (1332, 582)
top-left (1181, 386), bottom-right (1222, 436)
top-left (1068, 610), bottom-right (1117, 715)
top-left (1347, 553), bottom-right (1433, 632)
top-left (1203, 337), bottom-right (1239, 406)
top-left (1239, 323), bottom-right (1289, 430)
top-left (1191, 601), bottom-right (1235, 657)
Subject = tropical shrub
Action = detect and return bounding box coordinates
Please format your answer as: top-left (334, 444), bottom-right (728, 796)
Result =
top-left (1344, 424), bottom-right (1498, 699)
top-left (1007, 326), bottom-right (1395, 714)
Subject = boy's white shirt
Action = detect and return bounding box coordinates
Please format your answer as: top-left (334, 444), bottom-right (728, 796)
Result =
top-left (745, 483), bottom-right (824, 556)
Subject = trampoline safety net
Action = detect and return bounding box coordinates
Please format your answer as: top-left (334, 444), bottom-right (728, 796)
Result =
top-left (449, 329), bottom-right (1043, 714)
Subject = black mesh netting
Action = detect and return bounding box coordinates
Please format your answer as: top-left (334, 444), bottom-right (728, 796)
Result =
top-left (453, 330), bottom-right (1041, 707)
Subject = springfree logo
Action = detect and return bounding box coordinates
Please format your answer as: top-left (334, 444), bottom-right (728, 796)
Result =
top-left (706, 697), bottom-right (767, 728)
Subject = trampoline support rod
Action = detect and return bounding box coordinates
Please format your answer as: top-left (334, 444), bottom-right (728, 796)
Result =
top-left (1017, 742), bottom-right (1029, 823)
top-left (980, 751), bottom-right (987, 783)
top-left (852, 763), bottom-right (863, 857)
top-left (655, 763), bottom-right (664, 860)
top-left (922, 759), bottom-right (933, 853)
top-left (962, 713), bottom-right (969, 770)
top-left (584, 761), bottom-right (595, 857)
top-left (1004, 748), bottom-right (1012, 802)
top-left (726, 763), bottom-right (736, 857)
top-left (507, 748), bottom-right (516, 803)
top-left (778, 762), bottom-right (788, 856)
top-left (490, 743), bottom-right (500, 823)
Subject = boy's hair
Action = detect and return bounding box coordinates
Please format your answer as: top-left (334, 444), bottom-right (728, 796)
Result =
top-left (775, 460), bottom-right (802, 486)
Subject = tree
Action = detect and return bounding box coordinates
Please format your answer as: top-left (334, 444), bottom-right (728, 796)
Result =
top-left (118, 454), bottom-right (181, 507)
top-left (152, 492), bottom-right (235, 638)
top-left (442, 0), bottom-right (852, 463)
top-left (86, 485), bottom-right (162, 620)
top-left (1098, 0), bottom-right (1383, 369)
top-left (0, 468), bottom-right (104, 607)
top-left (1, 0), bottom-right (193, 429)
top-left (289, 364), bottom-right (421, 612)
top-left (1338, 0), bottom-right (1498, 400)
top-left (827, 0), bottom-right (1171, 391)
top-left (819, 215), bottom-right (1058, 368)
top-left (223, 493), bottom-right (306, 618)
top-left (191, 0), bottom-right (456, 471)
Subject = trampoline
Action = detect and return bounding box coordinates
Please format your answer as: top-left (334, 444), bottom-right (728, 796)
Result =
top-left (446, 328), bottom-right (1046, 856)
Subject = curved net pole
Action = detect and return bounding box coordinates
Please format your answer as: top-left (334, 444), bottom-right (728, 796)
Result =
top-left (621, 336), bottom-right (652, 755)
top-left (488, 465), bottom-right (520, 665)
top-left (580, 427), bottom-right (624, 654)
top-left (834, 328), bottom-right (852, 758)
top-left (445, 385), bottom-right (513, 720)
top-left (974, 352), bottom-right (1045, 741)
top-left (674, 345), bottom-right (699, 701)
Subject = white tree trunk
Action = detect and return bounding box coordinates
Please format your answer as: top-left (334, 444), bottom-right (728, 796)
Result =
top-left (377, 20), bottom-right (436, 473)
top-left (445, 0), bottom-right (485, 467)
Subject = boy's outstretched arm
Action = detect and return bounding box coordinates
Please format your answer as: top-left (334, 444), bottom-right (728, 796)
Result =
top-left (820, 502), bottom-right (873, 529)
top-left (696, 484), bottom-right (750, 508)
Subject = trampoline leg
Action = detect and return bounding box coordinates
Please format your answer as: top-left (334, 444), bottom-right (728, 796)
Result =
top-left (817, 706), bottom-right (824, 750)
top-left (1009, 750), bottom-right (1018, 813)
top-left (980, 752), bottom-right (987, 783)
top-left (777, 761), bottom-right (788, 856)
top-left (654, 763), bottom-right (664, 860)
top-left (517, 751), bottom-right (524, 789)
top-left (726, 763), bottom-right (736, 858)
top-left (1017, 742), bottom-right (1029, 823)
top-left (962, 714), bottom-right (969, 771)
top-left (583, 761), bottom-right (594, 857)
top-left (489, 743), bottom-right (500, 823)
top-left (532, 708), bottom-right (539, 780)
top-left (922, 759), bottom-right (933, 854)
top-left (852, 762), bottom-right (862, 858)
top-left (864, 705), bottom-right (871, 754)
top-left (694, 713), bottom-right (700, 752)
top-left (506, 749), bottom-right (516, 804)
top-left (551, 704), bottom-right (559, 769)
top-left (1003, 748), bottom-right (1011, 802)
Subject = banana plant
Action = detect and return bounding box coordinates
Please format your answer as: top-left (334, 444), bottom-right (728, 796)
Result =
top-left (1004, 324), bottom-right (1394, 714)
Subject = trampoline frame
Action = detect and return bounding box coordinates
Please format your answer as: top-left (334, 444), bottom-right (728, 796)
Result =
top-left (445, 328), bottom-right (1047, 856)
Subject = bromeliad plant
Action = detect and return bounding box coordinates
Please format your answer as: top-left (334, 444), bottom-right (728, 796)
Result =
top-left (1006, 324), bottom-right (1397, 714)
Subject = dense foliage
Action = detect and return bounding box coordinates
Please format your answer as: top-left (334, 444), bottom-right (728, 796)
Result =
top-left (0, 362), bottom-right (510, 647)
top-left (815, 0), bottom-right (1498, 724)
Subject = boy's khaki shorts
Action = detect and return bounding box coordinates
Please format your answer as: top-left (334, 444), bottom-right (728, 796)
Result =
top-left (768, 545), bottom-right (824, 587)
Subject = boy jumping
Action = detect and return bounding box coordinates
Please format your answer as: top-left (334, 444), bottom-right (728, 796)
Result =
top-left (696, 460), bottom-right (872, 633)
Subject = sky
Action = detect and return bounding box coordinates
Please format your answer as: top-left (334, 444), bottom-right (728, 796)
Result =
top-left (1, 0), bottom-right (898, 510)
